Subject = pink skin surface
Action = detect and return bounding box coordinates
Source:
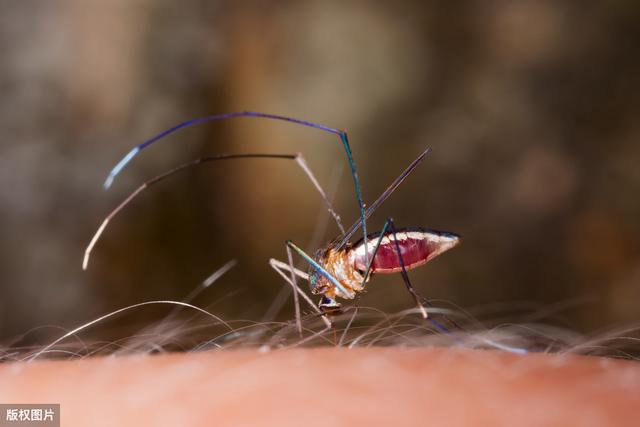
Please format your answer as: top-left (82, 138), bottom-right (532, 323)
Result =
top-left (1, 348), bottom-right (639, 427)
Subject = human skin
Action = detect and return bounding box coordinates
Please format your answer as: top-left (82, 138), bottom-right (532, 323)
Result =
top-left (0, 347), bottom-right (639, 427)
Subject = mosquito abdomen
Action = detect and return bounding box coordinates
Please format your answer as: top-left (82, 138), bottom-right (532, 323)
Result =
top-left (351, 228), bottom-right (460, 274)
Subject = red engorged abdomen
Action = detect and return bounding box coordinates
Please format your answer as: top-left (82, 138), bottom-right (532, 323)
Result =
top-left (352, 232), bottom-right (433, 274)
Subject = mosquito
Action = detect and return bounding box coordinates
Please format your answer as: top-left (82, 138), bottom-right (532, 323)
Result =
top-left (269, 147), bottom-right (460, 337)
top-left (85, 112), bottom-right (460, 337)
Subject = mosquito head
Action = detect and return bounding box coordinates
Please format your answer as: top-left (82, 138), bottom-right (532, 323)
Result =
top-left (318, 295), bottom-right (342, 314)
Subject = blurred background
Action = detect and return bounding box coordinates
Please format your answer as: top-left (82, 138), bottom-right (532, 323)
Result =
top-left (1, 1), bottom-right (639, 346)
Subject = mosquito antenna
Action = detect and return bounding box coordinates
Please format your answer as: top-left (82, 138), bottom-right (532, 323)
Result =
top-left (83, 153), bottom-right (338, 270)
top-left (103, 111), bottom-right (368, 265)
top-left (337, 146), bottom-right (432, 248)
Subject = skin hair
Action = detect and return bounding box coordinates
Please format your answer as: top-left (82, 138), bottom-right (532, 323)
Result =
top-left (1, 347), bottom-right (639, 426)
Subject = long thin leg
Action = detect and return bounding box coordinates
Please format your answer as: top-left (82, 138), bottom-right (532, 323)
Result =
top-left (283, 240), bottom-right (362, 346)
top-left (357, 216), bottom-right (444, 326)
top-left (338, 306), bottom-right (359, 346)
top-left (105, 112), bottom-right (343, 188)
top-left (385, 218), bottom-right (429, 319)
top-left (268, 258), bottom-right (331, 329)
top-left (295, 155), bottom-right (345, 235)
top-left (336, 147), bottom-right (432, 249)
top-left (102, 111), bottom-right (367, 266)
top-left (361, 219), bottom-right (391, 284)
top-left (276, 240), bottom-right (362, 338)
top-left (286, 244), bottom-right (302, 336)
top-left (334, 217), bottom-right (392, 340)
top-left (268, 258), bottom-right (309, 281)
top-left (384, 218), bottom-right (458, 336)
top-left (383, 223), bottom-right (529, 352)
top-left (83, 153), bottom-right (341, 269)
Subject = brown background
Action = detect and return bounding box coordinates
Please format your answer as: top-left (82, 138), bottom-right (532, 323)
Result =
top-left (1, 1), bottom-right (639, 346)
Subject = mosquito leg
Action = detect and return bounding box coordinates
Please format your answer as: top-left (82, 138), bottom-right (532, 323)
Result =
top-left (294, 154), bottom-right (344, 234)
top-left (268, 258), bottom-right (309, 281)
top-left (84, 153), bottom-right (342, 269)
top-left (358, 216), bottom-right (427, 319)
top-left (337, 147), bottom-right (432, 248)
top-left (385, 221), bottom-right (528, 352)
top-left (360, 218), bottom-right (391, 285)
top-left (286, 244), bottom-right (302, 336)
top-left (337, 132), bottom-right (368, 266)
top-left (338, 305), bottom-right (359, 347)
top-left (385, 218), bottom-right (454, 335)
top-left (389, 225), bottom-right (459, 335)
top-left (284, 240), bottom-right (359, 345)
top-left (331, 217), bottom-right (393, 345)
top-left (268, 258), bottom-right (331, 329)
top-left (102, 111), bottom-right (367, 264)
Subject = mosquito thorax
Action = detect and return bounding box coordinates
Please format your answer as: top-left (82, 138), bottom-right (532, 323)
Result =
top-left (307, 245), bottom-right (367, 301)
